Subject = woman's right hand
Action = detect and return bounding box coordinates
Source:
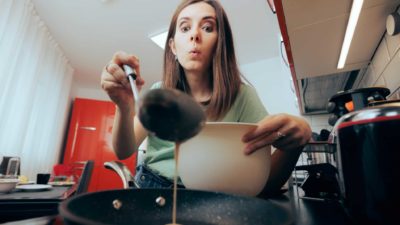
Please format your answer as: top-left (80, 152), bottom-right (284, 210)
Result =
top-left (100, 51), bottom-right (145, 111)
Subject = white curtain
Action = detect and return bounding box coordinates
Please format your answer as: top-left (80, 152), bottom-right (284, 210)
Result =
top-left (0, 0), bottom-right (74, 180)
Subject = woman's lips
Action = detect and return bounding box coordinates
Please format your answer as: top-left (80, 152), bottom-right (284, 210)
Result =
top-left (189, 50), bottom-right (201, 57)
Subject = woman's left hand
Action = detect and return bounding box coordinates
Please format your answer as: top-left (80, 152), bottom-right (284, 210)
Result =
top-left (242, 114), bottom-right (312, 155)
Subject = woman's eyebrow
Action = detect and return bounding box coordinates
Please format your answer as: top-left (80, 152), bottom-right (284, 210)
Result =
top-left (178, 15), bottom-right (216, 23)
top-left (202, 16), bottom-right (216, 21)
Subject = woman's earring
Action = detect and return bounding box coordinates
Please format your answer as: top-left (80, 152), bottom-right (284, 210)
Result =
top-left (174, 55), bottom-right (178, 61)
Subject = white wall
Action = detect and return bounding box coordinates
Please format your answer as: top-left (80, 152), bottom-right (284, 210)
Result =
top-left (303, 114), bottom-right (332, 134)
top-left (240, 57), bottom-right (300, 115)
top-left (71, 56), bottom-right (301, 117)
top-left (71, 81), bottom-right (111, 101)
top-left (72, 56), bottom-right (301, 117)
top-left (301, 21), bottom-right (400, 135)
top-left (240, 57), bottom-right (334, 134)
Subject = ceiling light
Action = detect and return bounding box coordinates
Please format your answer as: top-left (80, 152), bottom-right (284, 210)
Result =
top-left (150, 31), bottom-right (168, 49)
top-left (267, 0), bottom-right (276, 14)
top-left (337, 0), bottom-right (364, 69)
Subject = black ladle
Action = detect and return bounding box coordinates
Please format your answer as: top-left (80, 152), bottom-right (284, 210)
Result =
top-left (138, 88), bottom-right (206, 142)
top-left (123, 65), bottom-right (206, 142)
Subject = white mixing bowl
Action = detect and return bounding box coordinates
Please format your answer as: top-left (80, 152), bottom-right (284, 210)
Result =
top-left (178, 122), bottom-right (271, 196)
top-left (0, 178), bottom-right (19, 192)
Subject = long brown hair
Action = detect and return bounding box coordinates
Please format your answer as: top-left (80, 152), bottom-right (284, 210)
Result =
top-left (163, 0), bottom-right (242, 121)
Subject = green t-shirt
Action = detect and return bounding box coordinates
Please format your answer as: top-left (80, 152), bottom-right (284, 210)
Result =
top-left (143, 82), bottom-right (268, 180)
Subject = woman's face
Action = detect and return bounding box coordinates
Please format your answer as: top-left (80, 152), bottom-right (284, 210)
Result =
top-left (169, 2), bottom-right (218, 75)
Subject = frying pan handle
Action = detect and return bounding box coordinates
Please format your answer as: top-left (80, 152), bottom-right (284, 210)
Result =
top-left (104, 161), bottom-right (138, 189)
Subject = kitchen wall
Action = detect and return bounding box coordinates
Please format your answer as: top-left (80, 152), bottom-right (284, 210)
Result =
top-left (72, 53), bottom-right (335, 137)
top-left (355, 13), bottom-right (400, 99)
top-left (301, 11), bottom-right (400, 135)
top-left (303, 114), bottom-right (331, 135)
top-left (73, 56), bottom-right (301, 116)
top-left (240, 57), bottom-right (332, 134)
top-left (71, 84), bottom-right (110, 101)
top-left (240, 57), bottom-right (299, 115)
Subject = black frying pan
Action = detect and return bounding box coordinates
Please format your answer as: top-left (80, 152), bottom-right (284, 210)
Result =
top-left (59, 188), bottom-right (293, 225)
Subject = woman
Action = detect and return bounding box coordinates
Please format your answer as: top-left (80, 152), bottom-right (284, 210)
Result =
top-left (101, 0), bottom-right (311, 196)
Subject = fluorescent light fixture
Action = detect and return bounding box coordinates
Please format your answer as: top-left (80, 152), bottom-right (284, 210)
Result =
top-left (150, 31), bottom-right (168, 49)
top-left (267, 0), bottom-right (276, 14)
top-left (337, 0), bottom-right (364, 69)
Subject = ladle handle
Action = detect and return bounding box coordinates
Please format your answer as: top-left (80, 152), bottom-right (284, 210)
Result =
top-left (123, 65), bottom-right (140, 104)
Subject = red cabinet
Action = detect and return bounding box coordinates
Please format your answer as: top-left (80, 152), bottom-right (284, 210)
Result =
top-left (63, 98), bottom-right (136, 192)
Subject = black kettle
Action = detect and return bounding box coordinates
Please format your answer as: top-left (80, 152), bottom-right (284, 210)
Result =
top-left (334, 102), bottom-right (400, 225)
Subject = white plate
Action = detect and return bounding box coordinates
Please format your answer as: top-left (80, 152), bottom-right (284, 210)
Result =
top-left (48, 181), bottom-right (75, 186)
top-left (16, 184), bottom-right (52, 191)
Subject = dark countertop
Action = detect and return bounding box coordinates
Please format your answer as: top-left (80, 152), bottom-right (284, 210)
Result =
top-left (1, 186), bottom-right (354, 225)
top-left (267, 187), bottom-right (354, 225)
top-left (0, 186), bottom-right (70, 223)
top-left (289, 194), bottom-right (353, 225)
top-left (0, 186), bottom-right (70, 200)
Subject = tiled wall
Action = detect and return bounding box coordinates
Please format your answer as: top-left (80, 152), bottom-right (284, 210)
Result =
top-left (355, 26), bottom-right (400, 99)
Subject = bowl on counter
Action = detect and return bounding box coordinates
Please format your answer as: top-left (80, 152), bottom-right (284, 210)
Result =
top-left (0, 176), bottom-right (19, 192)
top-left (178, 122), bottom-right (271, 197)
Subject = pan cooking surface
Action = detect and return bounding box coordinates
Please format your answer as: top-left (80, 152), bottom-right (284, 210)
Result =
top-left (60, 188), bottom-right (293, 225)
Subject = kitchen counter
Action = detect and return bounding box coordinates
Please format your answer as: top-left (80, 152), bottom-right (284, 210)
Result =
top-left (253, 186), bottom-right (354, 225)
top-left (0, 186), bottom-right (70, 223)
top-left (2, 186), bottom-right (354, 225)
top-left (286, 188), bottom-right (354, 225)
